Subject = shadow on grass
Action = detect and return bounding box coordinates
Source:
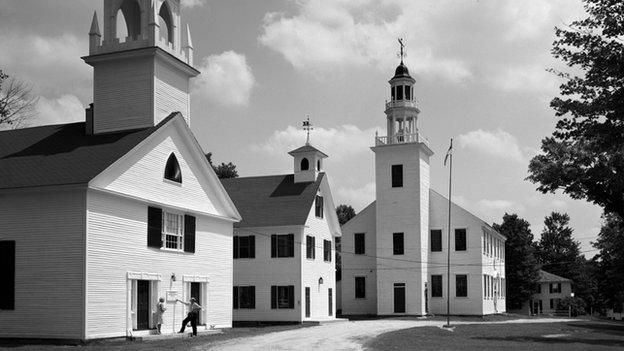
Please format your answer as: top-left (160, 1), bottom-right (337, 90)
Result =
top-left (567, 322), bottom-right (624, 336)
top-left (472, 335), bottom-right (624, 348)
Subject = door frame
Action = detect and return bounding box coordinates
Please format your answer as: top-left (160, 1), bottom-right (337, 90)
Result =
top-left (126, 271), bottom-right (162, 335)
top-left (305, 287), bottom-right (311, 318)
top-left (393, 283), bottom-right (406, 313)
top-left (182, 275), bottom-right (209, 327)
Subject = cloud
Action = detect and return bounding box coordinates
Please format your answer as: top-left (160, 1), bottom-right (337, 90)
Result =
top-left (488, 65), bottom-right (559, 93)
top-left (180, 0), bottom-right (205, 8)
top-left (335, 182), bottom-right (376, 212)
top-left (453, 195), bottom-right (525, 224)
top-left (193, 51), bottom-right (255, 107)
top-left (252, 124), bottom-right (383, 160)
top-left (457, 129), bottom-right (533, 163)
top-left (34, 94), bottom-right (84, 126)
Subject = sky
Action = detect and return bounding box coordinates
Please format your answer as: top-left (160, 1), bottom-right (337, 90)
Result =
top-left (0, 0), bottom-right (604, 255)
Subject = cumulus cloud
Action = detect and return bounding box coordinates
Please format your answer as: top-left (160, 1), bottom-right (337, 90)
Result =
top-left (193, 51), bottom-right (255, 107)
top-left (252, 124), bottom-right (382, 160)
top-left (181, 0), bottom-right (205, 8)
top-left (488, 65), bottom-right (559, 93)
top-left (452, 195), bottom-right (524, 224)
top-left (335, 182), bottom-right (376, 212)
top-left (457, 129), bottom-right (533, 163)
top-left (34, 94), bottom-right (84, 126)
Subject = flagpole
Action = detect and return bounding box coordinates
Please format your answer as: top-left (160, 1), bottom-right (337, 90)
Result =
top-left (444, 138), bottom-right (453, 327)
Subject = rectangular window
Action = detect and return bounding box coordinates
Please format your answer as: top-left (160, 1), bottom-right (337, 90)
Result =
top-left (550, 298), bottom-right (554, 309)
top-left (391, 165), bottom-right (403, 188)
top-left (354, 233), bottom-right (365, 255)
top-left (537, 284), bottom-right (541, 294)
top-left (234, 235), bottom-right (255, 259)
top-left (163, 211), bottom-right (184, 250)
top-left (271, 285), bottom-right (295, 309)
top-left (323, 240), bottom-right (332, 262)
top-left (431, 275), bottom-right (443, 297)
top-left (393, 232), bottom-right (404, 255)
top-left (233, 286), bottom-right (255, 309)
top-left (355, 277), bottom-right (366, 299)
top-left (550, 283), bottom-right (561, 294)
top-left (391, 86), bottom-right (395, 100)
top-left (397, 85), bottom-right (404, 100)
top-left (483, 275), bottom-right (487, 299)
top-left (431, 229), bottom-right (442, 252)
top-left (405, 85), bottom-right (411, 100)
top-left (306, 235), bottom-right (315, 259)
top-left (456, 274), bottom-right (468, 297)
top-left (315, 195), bottom-right (324, 218)
top-left (271, 234), bottom-right (295, 258)
top-left (455, 228), bottom-right (466, 251)
top-left (0, 241), bottom-right (15, 310)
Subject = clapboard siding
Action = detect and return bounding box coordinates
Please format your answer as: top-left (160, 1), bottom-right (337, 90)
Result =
top-left (154, 58), bottom-right (190, 125)
top-left (0, 188), bottom-right (86, 339)
top-left (232, 225), bottom-right (303, 321)
top-left (86, 189), bottom-right (232, 338)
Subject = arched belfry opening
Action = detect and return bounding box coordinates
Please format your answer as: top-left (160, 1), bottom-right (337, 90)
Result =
top-left (158, 1), bottom-right (174, 45)
top-left (164, 153), bottom-right (182, 183)
top-left (300, 158), bottom-right (310, 171)
top-left (116, 0), bottom-right (141, 42)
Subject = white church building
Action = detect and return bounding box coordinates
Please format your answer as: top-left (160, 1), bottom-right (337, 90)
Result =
top-left (340, 59), bottom-right (507, 316)
top-left (0, 0), bottom-right (241, 341)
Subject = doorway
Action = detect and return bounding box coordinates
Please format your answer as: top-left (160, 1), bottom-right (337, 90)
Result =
top-left (136, 280), bottom-right (150, 330)
top-left (305, 287), bottom-right (311, 318)
top-left (328, 288), bottom-right (333, 316)
top-left (394, 283), bottom-right (406, 313)
top-left (190, 282), bottom-right (204, 325)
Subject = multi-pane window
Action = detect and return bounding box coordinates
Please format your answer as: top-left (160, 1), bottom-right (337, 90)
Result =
top-left (549, 283), bottom-right (562, 294)
top-left (323, 240), bottom-right (332, 262)
top-left (271, 285), bottom-right (295, 309)
top-left (233, 235), bottom-right (255, 259)
top-left (456, 274), bottom-right (468, 297)
top-left (391, 165), bottom-right (403, 187)
top-left (355, 277), bottom-right (366, 298)
top-left (393, 232), bottom-right (404, 255)
top-left (271, 234), bottom-right (295, 258)
top-left (233, 286), bottom-right (255, 309)
top-left (163, 211), bottom-right (184, 250)
top-left (431, 229), bottom-right (442, 252)
top-left (315, 195), bottom-right (324, 218)
top-left (455, 228), bottom-right (466, 251)
top-left (354, 233), bottom-right (365, 255)
top-left (431, 275), bottom-right (443, 297)
top-left (306, 235), bottom-right (315, 259)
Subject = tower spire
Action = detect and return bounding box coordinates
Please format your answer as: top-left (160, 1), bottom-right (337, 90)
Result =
top-left (303, 115), bottom-right (313, 145)
top-left (398, 38), bottom-right (405, 64)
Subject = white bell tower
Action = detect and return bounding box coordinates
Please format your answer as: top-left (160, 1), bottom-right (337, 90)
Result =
top-left (288, 117), bottom-right (328, 183)
top-left (371, 39), bottom-right (434, 315)
top-left (83, 0), bottom-right (199, 134)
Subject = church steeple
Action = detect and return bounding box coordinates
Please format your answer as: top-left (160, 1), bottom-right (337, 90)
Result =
top-left (288, 118), bottom-right (328, 183)
top-left (83, 0), bottom-right (199, 134)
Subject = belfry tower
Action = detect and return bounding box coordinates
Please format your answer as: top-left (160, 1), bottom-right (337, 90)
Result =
top-left (371, 39), bottom-right (434, 315)
top-left (83, 0), bottom-right (199, 134)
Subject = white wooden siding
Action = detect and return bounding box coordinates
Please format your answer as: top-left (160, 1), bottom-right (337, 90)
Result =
top-left (154, 57), bottom-right (190, 126)
top-left (0, 188), bottom-right (86, 339)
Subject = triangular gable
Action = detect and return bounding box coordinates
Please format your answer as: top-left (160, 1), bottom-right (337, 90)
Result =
top-left (341, 200), bottom-right (376, 232)
top-left (89, 113), bottom-right (241, 222)
top-left (317, 174), bottom-right (341, 237)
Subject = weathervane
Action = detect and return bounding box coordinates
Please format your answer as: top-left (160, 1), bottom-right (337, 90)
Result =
top-left (398, 38), bottom-right (406, 64)
top-left (303, 115), bottom-right (313, 145)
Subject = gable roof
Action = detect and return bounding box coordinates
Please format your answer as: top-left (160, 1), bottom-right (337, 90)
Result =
top-left (539, 270), bottom-right (571, 283)
top-left (288, 144), bottom-right (328, 158)
top-left (0, 113), bottom-right (176, 190)
top-left (220, 173), bottom-right (324, 228)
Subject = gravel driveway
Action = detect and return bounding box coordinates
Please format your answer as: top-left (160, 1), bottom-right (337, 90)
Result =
top-left (199, 318), bottom-right (578, 351)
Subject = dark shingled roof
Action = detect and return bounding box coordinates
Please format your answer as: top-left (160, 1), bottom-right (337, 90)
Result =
top-left (0, 113), bottom-right (176, 189)
top-left (220, 173), bottom-right (324, 228)
top-left (539, 270), bottom-right (571, 283)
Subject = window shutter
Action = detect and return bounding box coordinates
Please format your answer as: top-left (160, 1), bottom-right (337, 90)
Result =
top-left (271, 286), bottom-right (277, 309)
top-left (312, 237), bottom-right (315, 259)
top-left (147, 207), bottom-right (163, 248)
top-left (233, 236), bottom-right (239, 259)
top-left (271, 235), bottom-right (277, 258)
top-left (287, 234), bottom-right (295, 257)
top-left (250, 236), bottom-right (255, 258)
top-left (288, 285), bottom-right (295, 309)
top-left (184, 215), bottom-right (196, 253)
top-left (233, 286), bottom-right (239, 309)
top-left (0, 241), bottom-right (15, 310)
top-left (250, 286), bottom-right (256, 308)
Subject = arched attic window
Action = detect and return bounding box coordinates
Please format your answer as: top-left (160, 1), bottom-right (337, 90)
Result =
top-left (164, 153), bottom-right (182, 183)
top-left (116, 0), bottom-right (141, 42)
top-left (158, 1), bottom-right (174, 45)
top-left (301, 157), bottom-right (310, 171)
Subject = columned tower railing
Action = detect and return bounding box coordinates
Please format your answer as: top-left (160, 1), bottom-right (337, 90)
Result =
top-left (374, 131), bottom-right (430, 146)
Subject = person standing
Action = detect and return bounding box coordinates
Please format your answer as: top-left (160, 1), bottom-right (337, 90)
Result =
top-left (177, 297), bottom-right (202, 336)
top-left (154, 297), bottom-right (166, 334)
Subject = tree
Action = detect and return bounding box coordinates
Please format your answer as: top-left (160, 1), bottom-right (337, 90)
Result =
top-left (334, 204), bottom-right (356, 282)
top-left (493, 213), bottom-right (540, 310)
top-left (527, 0), bottom-right (624, 219)
top-left (205, 152), bottom-right (238, 179)
top-left (0, 70), bottom-right (38, 129)
top-left (592, 213), bottom-right (624, 312)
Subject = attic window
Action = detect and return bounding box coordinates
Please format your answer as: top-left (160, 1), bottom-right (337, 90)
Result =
top-left (317, 160), bottom-right (321, 171)
top-left (164, 153), bottom-right (182, 183)
top-left (301, 157), bottom-right (310, 171)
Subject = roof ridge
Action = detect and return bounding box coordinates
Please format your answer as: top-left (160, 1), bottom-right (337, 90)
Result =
top-left (0, 121), bottom-right (84, 134)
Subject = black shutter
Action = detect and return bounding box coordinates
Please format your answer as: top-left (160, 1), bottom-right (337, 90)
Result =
top-left (287, 234), bottom-right (294, 257)
top-left (271, 286), bottom-right (277, 309)
top-left (184, 215), bottom-right (196, 253)
top-left (233, 286), bottom-right (239, 309)
top-left (0, 241), bottom-right (15, 310)
top-left (250, 286), bottom-right (256, 308)
top-left (250, 236), bottom-right (255, 258)
top-left (147, 207), bottom-right (162, 248)
top-left (233, 236), bottom-right (239, 259)
top-left (312, 237), bottom-right (315, 259)
top-left (288, 285), bottom-right (295, 309)
top-left (271, 235), bottom-right (277, 258)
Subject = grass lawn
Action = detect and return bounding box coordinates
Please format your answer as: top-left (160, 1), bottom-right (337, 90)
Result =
top-left (365, 319), bottom-right (624, 351)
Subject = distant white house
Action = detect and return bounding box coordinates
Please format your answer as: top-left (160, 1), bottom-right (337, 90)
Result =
top-left (522, 270), bottom-right (573, 315)
top-left (221, 144), bottom-right (342, 322)
top-left (0, 0), bottom-right (241, 341)
top-left (340, 59), bottom-right (507, 316)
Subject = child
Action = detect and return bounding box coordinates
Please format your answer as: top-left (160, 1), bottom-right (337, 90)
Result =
top-left (154, 297), bottom-right (166, 334)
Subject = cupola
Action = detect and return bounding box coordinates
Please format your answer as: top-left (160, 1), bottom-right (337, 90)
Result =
top-left (288, 117), bottom-right (328, 183)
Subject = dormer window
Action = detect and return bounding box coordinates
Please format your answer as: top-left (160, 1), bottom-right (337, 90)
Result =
top-left (301, 157), bottom-right (310, 171)
top-left (164, 153), bottom-right (182, 183)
